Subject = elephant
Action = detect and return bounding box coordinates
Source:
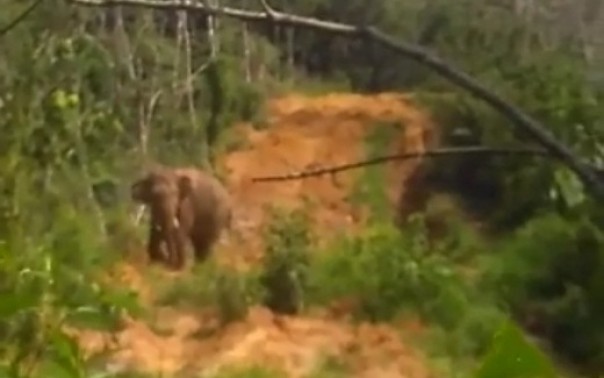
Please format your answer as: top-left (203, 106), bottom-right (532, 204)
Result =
top-left (130, 164), bottom-right (233, 270)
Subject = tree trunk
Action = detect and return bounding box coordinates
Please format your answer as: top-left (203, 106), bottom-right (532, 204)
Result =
top-left (206, 0), bottom-right (220, 58)
top-left (286, 26), bottom-right (294, 78)
top-left (243, 22), bottom-right (252, 82)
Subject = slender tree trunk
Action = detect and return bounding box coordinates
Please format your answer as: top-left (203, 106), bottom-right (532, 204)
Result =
top-left (179, 9), bottom-right (205, 166)
top-left (242, 22), bottom-right (252, 82)
top-left (205, 0), bottom-right (220, 58)
top-left (286, 26), bottom-right (294, 79)
top-left (74, 118), bottom-right (108, 240)
top-left (114, 6), bottom-right (149, 159)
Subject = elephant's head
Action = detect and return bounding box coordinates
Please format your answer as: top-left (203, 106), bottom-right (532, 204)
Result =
top-left (131, 168), bottom-right (182, 231)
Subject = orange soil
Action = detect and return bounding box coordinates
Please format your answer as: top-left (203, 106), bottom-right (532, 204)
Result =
top-left (74, 92), bottom-right (438, 377)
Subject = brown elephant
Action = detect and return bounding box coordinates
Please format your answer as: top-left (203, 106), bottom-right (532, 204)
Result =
top-left (130, 164), bottom-right (233, 270)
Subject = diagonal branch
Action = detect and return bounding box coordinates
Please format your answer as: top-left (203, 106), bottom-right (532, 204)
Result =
top-left (251, 146), bottom-right (552, 182)
top-left (258, 0), bottom-right (277, 20)
top-left (0, 0), bottom-right (45, 38)
top-left (67, 0), bottom-right (604, 200)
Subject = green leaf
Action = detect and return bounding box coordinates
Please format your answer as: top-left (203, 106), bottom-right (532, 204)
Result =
top-left (553, 167), bottom-right (585, 208)
top-left (64, 306), bottom-right (117, 332)
top-left (38, 359), bottom-right (81, 378)
top-left (474, 320), bottom-right (559, 378)
top-left (101, 288), bottom-right (143, 317)
top-left (0, 287), bottom-right (39, 318)
top-left (46, 330), bottom-right (85, 378)
top-left (0, 365), bottom-right (12, 378)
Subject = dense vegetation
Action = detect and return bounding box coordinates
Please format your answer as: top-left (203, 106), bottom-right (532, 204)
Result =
top-left (0, 0), bottom-right (603, 377)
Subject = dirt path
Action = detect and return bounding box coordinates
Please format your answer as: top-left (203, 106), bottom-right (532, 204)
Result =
top-left (76, 92), bottom-right (437, 377)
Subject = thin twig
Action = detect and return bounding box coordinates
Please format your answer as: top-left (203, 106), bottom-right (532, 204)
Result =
top-left (143, 60), bottom-right (211, 127)
top-left (251, 146), bottom-right (551, 182)
top-left (0, 0), bottom-right (45, 38)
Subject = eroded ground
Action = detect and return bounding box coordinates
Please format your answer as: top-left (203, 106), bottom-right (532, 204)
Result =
top-left (74, 92), bottom-right (438, 377)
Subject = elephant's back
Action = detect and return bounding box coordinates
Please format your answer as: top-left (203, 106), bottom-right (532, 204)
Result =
top-left (181, 168), bottom-right (232, 229)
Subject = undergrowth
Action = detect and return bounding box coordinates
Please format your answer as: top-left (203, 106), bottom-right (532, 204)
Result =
top-left (350, 120), bottom-right (404, 222)
top-left (145, 193), bottom-right (586, 378)
top-left (209, 365), bottom-right (285, 378)
top-left (154, 261), bottom-right (263, 325)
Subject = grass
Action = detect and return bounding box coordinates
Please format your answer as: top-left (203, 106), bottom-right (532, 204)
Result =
top-left (349, 120), bottom-right (405, 222)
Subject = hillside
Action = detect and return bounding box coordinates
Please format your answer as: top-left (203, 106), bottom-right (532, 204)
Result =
top-left (72, 92), bottom-right (439, 377)
top-left (3, 1), bottom-right (604, 376)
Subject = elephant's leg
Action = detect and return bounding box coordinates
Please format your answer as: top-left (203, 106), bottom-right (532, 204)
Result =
top-left (190, 231), bottom-right (216, 263)
top-left (147, 223), bottom-right (166, 264)
top-left (171, 230), bottom-right (188, 270)
top-left (164, 217), bottom-right (188, 270)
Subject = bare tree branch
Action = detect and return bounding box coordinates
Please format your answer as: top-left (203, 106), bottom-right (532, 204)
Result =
top-left (203, 0), bottom-right (220, 57)
top-left (251, 146), bottom-right (551, 182)
top-left (0, 0), bottom-right (45, 38)
top-left (66, 0), bottom-right (604, 200)
top-left (68, 0), bottom-right (355, 32)
top-left (258, 0), bottom-right (276, 19)
top-left (143, 60), bottom-right (211, 124)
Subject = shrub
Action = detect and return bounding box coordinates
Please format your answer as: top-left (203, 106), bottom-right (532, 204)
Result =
top-left (155, 261), bottom-right (263, 325)
top-left (474, 320), bottom-right (559, 378)
top-left (350, 121), bottom-right (403, 222)
top-left (309, 217), bottom-right (470, 323)
top-left (0, 232), bottom-right (138, 377)
top-left (305, 354), bottom-right (350, 378)
top-left (259, 207), bottom-right (312, 315)
top-left (483, 213), bottom-right (604, 370)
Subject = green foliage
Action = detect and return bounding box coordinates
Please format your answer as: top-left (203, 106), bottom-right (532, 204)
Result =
top-left (417, 85), bottom-right (602, 229)
top-left (407, 1), bottom-right (604, 230)
top-left (0, 235), bottom-right (139, 377)
top-left (305, 355), bottom-right (350, 378)
top-left (474, 320), bottom-right (558, 378)
top-left (483, 213), bottom-right (604, 370)
top-left (259, 207), bottom-right (312, 315)
top-left (309, 216), bottom-right (479, 326)
top-left (350, 121), bottom-right (403, 222)
top-left (0, 3), bottom-right (281, 373)
top-left (210, 364), bottom-right (285, 378)
top-left (422, 194), bottom-right (485, 263)
top-left (203, 55), bottom-right (267, 166)
top-left (1, 1), bottom-right (603, 377)
top-left (155, 261), bottom-right (263, 325)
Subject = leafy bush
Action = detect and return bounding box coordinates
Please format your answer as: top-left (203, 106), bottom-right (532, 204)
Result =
top-left (309, 216), bottom-right (477, 325)
top-left (204, 55), bottom-right (267, 146)
top-left (259, 207), bottom-right (312, 315)
top-left (0, 230), bottom-right (139, 377)
top-left (350, 121), bottom-right (403, 222)
top-left (483, 213), bottom-right (604, 371)
top-left (474, 320), bottom-right (558, 378)
top-left (155, 261), bottom-right (263, 325)
top-left (416, 50), bottom-right (604, 229)
top-left (305, 354), bottom-right (350, 378)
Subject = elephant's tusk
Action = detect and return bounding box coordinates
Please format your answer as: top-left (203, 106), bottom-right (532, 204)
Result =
top-left (133, 205), bottom-right (146, 225)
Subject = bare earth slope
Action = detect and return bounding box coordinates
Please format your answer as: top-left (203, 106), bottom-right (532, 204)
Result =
top-left (76, 92), bottom-right (437, 377)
